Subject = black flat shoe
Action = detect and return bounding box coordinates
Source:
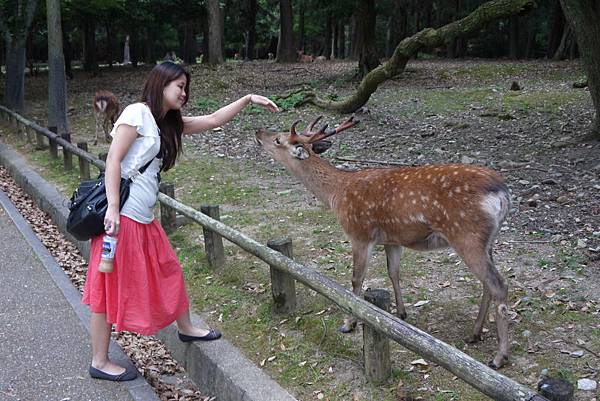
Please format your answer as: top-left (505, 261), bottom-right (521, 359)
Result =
top-left (89, 365), bottom-right (137, 381)
top-left (178, 329), bottom-right (222, 342)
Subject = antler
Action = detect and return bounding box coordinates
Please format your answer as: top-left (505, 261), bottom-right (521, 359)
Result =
top-left (288, 115), bottom-right (359, 145)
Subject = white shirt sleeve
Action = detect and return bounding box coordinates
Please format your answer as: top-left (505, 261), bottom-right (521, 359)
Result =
top-left (110, 103), bottom-right (159, 138)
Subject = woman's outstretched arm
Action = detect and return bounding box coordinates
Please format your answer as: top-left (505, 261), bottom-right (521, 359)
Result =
top-left (182, 94), bottom-right (279, 135)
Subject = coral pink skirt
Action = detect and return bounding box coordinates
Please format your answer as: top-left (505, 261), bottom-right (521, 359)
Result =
top-left (82, 216), bottom-right (189, 335)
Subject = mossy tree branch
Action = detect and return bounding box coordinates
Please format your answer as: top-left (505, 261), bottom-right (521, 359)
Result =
top-left (300, 0), bottom-right (535, 113)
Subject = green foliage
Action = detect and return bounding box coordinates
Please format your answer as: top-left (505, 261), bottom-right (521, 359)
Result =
top-left (271, 92), bottom-right (307, 111)
top-left (195, 96), bottom-right (220, 111)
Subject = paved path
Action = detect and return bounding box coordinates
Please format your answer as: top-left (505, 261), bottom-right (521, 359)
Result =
top-left (0, 190), bottom-right (158, 401)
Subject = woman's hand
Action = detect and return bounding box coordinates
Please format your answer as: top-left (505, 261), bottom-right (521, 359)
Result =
top-left (248, 94), bottom-right (280, 113)
top-left (104, 205), bottom-right (120, 236)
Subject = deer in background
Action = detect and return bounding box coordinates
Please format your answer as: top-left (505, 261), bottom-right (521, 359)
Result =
top-left (255, 117), bottom-right (512, 368)
top-left (93, 90), bottom-right (120, 145)
top-left (297, 50), bottom-right (314, 63)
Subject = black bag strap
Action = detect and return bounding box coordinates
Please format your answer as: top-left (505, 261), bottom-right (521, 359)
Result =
top-left (128, 150), bottom-right (160, 181)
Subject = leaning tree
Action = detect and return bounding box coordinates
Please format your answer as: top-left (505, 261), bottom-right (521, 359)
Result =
top-left (298, 0), bottom-right (535, 114)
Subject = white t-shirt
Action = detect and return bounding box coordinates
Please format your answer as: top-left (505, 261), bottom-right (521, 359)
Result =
top-left (110, 103), bottom-right (163, 224)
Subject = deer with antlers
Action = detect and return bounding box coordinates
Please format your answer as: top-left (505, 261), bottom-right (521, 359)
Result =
top-left (93, 90), bottom-right (120, 145)
top-left (255, 116), bottom-right (512, 368)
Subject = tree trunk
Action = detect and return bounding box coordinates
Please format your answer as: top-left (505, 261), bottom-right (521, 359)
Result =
top-left (387, 1), bottom-right (408, 58)
top-left (183, 21), bottom-right (197, 64)
top-left (144, 27), bottom-right (154, 64)
top-left (82, 17), bottom-right (97, 72)
top-left (560, 0), bottom-right (600, 137)
top-left (332, 21), bottom-right (338, 59)
top-left (207, 0), bottom-right (223, 64)
top-left (324, 12), bottom-right (332, 59)
top-left (2, 0), bottom-right (39, 112)
top-left (299, 0), bottom-right (536, 113)
top-left (553, 24), bottom-right (576, 60)
top-left (298, 0), bottom-right (305, 52)
top-left (276, 0), bottom-right (295, 62)
top-left (356, 0), bottom-right (379, 76)
top-left (524, 15), bottom-right (535, 58)
top-left (244, 0), bottom-right (257, 60)
top-left (350, 14), bottom-right (361, 60)
top-left (547, 0), bottom-right (564, 58)
top-left (509, 15), bottom-right (519, 59)
top-left (46, 0), bottom-right (69, 136)
top-left (338, 22), bottom-right (346, 59)
top-left (106, 25), bottom-right (114, 67)
top-left (4, 42), bottom-right (27, 112)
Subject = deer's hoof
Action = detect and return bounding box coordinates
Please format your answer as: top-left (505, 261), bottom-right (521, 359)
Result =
top-left (488, 355), bottom-right (508, 369)
top-left (466, 334), bottom-right (482, 344)
top-left (339, 321), bottom-right (356, 333)
top-left (398, 311), bottom-right (407, 320)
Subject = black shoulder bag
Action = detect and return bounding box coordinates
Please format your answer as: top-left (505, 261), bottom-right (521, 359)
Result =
top-left (66, 156), bottom-right (156, 241)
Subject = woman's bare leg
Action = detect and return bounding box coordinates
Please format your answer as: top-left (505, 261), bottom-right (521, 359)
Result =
top-left (90, 312), bottom-right (125, 374)
top-left (175, 309), bottom-right (211, 336)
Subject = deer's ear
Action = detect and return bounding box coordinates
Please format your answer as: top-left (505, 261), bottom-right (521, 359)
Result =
top-left (311, 140), bottom-right (332, 154)
top-left (290, 145), bottom-right (309, 160)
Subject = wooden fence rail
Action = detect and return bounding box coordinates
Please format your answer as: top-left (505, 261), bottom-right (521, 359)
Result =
top-left (0, 105), bottom-right (549, 401)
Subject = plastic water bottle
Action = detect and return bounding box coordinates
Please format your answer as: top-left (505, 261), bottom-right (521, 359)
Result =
top-left (98, 235), bottom-right (118, 273)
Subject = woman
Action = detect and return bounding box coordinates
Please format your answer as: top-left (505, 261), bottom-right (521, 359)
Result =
top-left (82, 61), bottom-right (279, 381)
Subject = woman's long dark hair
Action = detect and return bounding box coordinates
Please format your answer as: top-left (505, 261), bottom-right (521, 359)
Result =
top-left (142, 61), bottom-right (190, 171)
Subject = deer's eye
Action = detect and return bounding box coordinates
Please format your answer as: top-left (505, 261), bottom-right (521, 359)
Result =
top-left (274, 137), bottom-right (281, 145)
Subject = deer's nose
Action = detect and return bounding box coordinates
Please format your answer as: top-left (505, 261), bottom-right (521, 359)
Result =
top-left (254, 132), bottom-right (263, 145)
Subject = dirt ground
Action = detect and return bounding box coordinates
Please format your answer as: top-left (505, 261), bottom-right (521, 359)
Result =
top-left (1, 59), bottom-right (599, 400)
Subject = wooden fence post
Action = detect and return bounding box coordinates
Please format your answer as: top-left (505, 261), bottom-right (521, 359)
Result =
top-left (25, 126), bottom-right (34, 143)
top-left (35, 129), bottom-right (46, 150)
top-left (267, 238), bottom-right (297, 314)
top-left (159, 182), bottom-right (177, 234)
top-left (77, 142), bottom-right (90, 180)
top-left (48, 126), bottom-right (58, 159)
top-left (363, 288), bottom-right (391, 383)
top-left (200, 205), bottom-right (225, 269)
top-left (62, 133), bottom-right (73, 171)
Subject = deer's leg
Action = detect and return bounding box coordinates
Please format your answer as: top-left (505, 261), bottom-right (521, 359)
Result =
top-left (467, 287), bottom-right (491, 343)
top-left (103, 119), bottom-right (112, 143)
top-left (93, 113), bottom-right (100, 145)
top-left (340, 240), bottom-right (373, 333)
top-left (384, 244), bottom-right (406, 319)
top-left (456, 242), bottom-right (509, 369)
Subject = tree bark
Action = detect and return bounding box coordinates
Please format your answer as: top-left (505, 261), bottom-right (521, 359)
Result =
top-left (560, 0), bottom-right (600, 137)
top-left (299, 0), bottom-right (536, 113)
top-left (183, 20), bottom-right (197, 64)
top-left (387, 0), bottom-right (408, 59)
top-left (207, 0), bottom-right (223, 64)
top-left (298, 0), bottom-right (305, 52)
top-left (338, 22), bottom-right (346, 59)
top-left (509, 15), bottom-right (519, 59)
top-left (276, 0), bottom-right (295, 62)
top-left (244, 0), bottom-right (257, 60)
top-left (2, 0), bottom-right (38, 112)
top-left (46, 0), bottom-right (69, 136)
top-left (546, 0), bottom-right (564, 58)
top-left (324, 12), bottom-right (332, 59)
top-left (82, 17), bottom-right (97, 72)
top-left (553, 24), bottom-right (576, 60)
top-left (106, 25), bottom-right (114, 67)
top-left (356, 0), bottom-right (379, 76)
